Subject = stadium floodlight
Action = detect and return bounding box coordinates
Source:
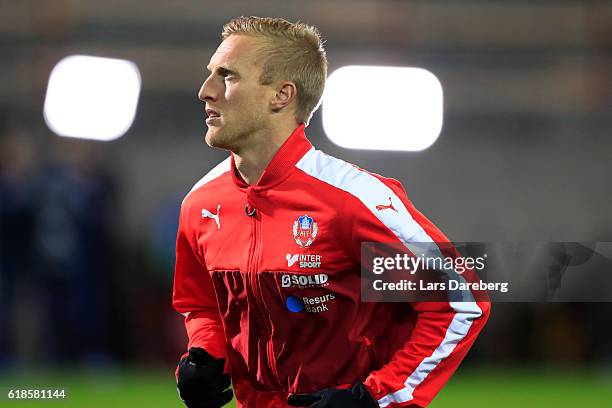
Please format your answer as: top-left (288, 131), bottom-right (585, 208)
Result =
top-left (43, 55), bottom-right (141, 141)
top-left (322, 65), bottom-right (443, 151)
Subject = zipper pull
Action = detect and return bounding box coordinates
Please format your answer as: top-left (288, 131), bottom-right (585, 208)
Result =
top-left (245, 204), bottom-right (256, 217)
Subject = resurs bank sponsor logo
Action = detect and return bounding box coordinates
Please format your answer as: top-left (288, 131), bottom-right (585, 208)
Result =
top-left (286, 294), bottom-right (336, 313)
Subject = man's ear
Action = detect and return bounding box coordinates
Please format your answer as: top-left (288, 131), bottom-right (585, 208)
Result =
top-left (270, 81), bottom-right (297, 112)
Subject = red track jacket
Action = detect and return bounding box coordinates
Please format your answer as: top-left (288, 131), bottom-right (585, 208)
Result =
top-left (173, 124), bottom-right (490, 407)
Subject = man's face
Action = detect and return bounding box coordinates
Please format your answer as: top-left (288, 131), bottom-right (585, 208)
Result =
top-left (198, 35), bottom-right (273, 150)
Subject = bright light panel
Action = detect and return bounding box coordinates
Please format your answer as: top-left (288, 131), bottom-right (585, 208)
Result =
top-left (44, 55), bottom-right (141, 141)
top-left (322, 66), bottom-right (443, 151)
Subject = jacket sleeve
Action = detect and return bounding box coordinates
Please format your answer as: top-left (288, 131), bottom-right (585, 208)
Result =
top-left (172, 201), bottom-right (227, 363)
top-left (350, 176), bottom-right (490, 408)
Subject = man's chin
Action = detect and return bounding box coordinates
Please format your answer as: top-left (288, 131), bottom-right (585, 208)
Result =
top-left (204, 129), bottom-right (218, 146)
top-left (205, 130), bottom-right (230, 149)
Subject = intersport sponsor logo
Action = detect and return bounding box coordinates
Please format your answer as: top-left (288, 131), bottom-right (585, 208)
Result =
top-left (281, 273), bottom-right (329, 288)
top-left (286, 253), bottom-right (322, 269)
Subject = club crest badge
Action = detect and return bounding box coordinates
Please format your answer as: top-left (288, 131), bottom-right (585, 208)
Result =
top-left (292, 214), bottom-right (318, 247)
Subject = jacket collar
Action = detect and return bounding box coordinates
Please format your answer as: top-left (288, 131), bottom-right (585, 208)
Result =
top-left (230, 124), bottom-right (312, 191)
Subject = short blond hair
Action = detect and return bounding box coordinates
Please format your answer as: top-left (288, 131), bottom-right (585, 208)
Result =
top-left (222, 16), bottom-right (327, 125)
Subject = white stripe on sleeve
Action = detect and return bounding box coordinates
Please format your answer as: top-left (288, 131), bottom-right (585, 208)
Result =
top-left (295, 147), bottom-right (482, 406)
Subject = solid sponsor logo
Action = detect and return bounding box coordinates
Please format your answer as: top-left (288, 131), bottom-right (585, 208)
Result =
top-left (281, 273), bottom-right (329, 288)
top-left (292, 214), bottom-right (318, 247)
top-left (285, 253), bottom-right (322, 269)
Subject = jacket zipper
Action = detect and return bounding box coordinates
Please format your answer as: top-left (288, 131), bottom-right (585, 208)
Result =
top-left (246, 207), bottom-right (281, 388)
top-left (363, 336), bottom-right (376, 372)
top-left (248, 211), bottom-right (258, 294)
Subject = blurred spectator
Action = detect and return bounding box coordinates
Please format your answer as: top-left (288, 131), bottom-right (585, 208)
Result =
top-left (31, 138), bottom-right (117, 366)
top-left (0, 129), bottom-right (37, 368)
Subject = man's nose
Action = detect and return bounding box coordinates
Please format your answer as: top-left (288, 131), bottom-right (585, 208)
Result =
top-left (198, 76), bottom-right (216, 102)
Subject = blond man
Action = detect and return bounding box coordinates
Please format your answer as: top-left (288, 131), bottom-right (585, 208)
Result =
top-left (173, 16), bottom-right (490, 408)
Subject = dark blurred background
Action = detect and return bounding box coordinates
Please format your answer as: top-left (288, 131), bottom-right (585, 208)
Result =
top-left (1, 0), bottom-right (611, 406)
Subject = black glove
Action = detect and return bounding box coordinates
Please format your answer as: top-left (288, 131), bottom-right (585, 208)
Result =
top-left (177, 347), bottom-right (233, 408)
top-left (288, 382), bottom-right (378, 407)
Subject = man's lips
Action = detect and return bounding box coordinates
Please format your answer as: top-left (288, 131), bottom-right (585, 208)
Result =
top-left (206, 108), bottom-right (221, 118)
top-left (205, 108), bottom-right (221, 126)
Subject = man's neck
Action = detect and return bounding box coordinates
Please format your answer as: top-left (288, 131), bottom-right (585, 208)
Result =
top-left (233, 122), bottom-right (300, 185)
